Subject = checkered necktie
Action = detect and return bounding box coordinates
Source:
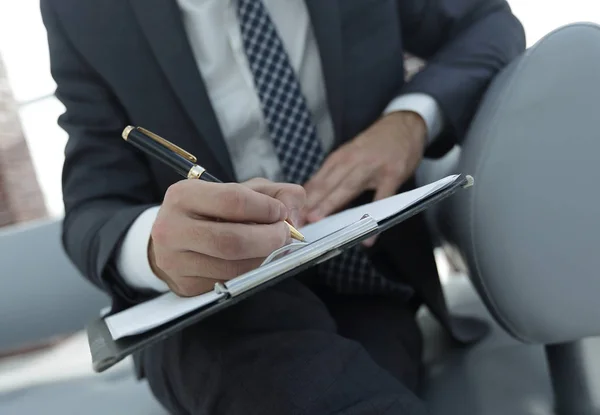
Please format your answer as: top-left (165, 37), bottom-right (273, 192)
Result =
top-left (236, 0), bottom-right (410, 295)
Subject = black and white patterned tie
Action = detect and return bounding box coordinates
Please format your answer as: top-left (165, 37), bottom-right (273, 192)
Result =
top-left (236, 0), bottom-right (410, 295)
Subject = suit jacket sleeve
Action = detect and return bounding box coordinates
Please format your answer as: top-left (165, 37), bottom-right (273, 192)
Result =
top-left (398, 0), bottom-right (526, 156)
top-left (41, 1), bottom-right (158, 309)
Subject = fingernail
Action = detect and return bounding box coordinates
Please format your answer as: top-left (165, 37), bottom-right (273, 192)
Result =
top-left (308, 209), bottom-right (321, 222)
top-left (280, 203), bottom-right (289, 221)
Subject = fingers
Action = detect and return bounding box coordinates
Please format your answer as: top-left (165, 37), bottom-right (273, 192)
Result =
top-left (373, 177), bottom-right (399, 203)
top-left (244, 178), bottom-right (306, 208)
top-left (154, 180), bottom-right (302, 297)
top-left (306, 167), bottom-right (369, 222)
top-left (153, 250), bottom-right (263, 288)
top-left (163, 276), bottom-right (224, 298)
top-left (165, 180), bottom-right (287, 224)
top-left (303, 150), bottom-right (351, 211)
top-left (152, 216), bottom-right (290, 260)
top-left (244, 178), bottom-right (306, 226)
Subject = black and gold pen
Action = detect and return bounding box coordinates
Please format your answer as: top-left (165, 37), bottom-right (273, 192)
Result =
top-left (121, 125), bottom-right (305, 242)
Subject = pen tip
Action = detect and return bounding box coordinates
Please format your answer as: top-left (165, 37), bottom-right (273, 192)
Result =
top-left (286, 222), bottom-right (306, 242)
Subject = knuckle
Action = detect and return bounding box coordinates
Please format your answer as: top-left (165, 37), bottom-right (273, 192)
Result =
top-left (200, 256), bottom-right (226, 279)
top-left (151, 218), bottom-right (170, 246)
top-left (165, 279), bottom-right (183, 295)
top-left (189, 222), bottom-right (207, 243)
top-left (217, 185), bottom-right (247, 218)
top-left (164, 182), bottom-right (186, 206)
top-left (172, 278), bottom-right (199, 297)
top-left (197, 225), bottom-right (218, 255)
top-left (155, 251), bottom-right (178, 275)
top-left (244, 177), bottom-right (269, 189)
top-left (380, 163), bottom-right (401, 178)
top-left (198, 254), bottom-right (219, 278)
top-left (292, 184), bottom-right (307, 199)
top-left (283, 184), bottom-right (306, 207)
top-left (149, 242), bottom-right (180, 284)
top-left (214, 229), bottom-right (244, 259)
top-left (155, 252), bottom-right (176, 274)
top-left (265, 198), bottom-right (282, 222)
top-left (152, 249), bottom-right (166, 269)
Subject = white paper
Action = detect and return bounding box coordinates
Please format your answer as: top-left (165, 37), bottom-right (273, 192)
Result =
top-left (104, 175), bottom-right (460, 340)
top-left (105, 290), bottom-right (226, 340)
top-left (300, 175), bottom-right (458, 242)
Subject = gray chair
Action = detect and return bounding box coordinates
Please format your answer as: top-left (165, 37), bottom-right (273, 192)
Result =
top-left (0, 218), bottom-right (166, 414)
top-left (418, 22), bottom-right (600, 415)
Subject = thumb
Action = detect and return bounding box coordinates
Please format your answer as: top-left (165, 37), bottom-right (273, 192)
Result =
top-left (363, 179), bottom-right (399, 248)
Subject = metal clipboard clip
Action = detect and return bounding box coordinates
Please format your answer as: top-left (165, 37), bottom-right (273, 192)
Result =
top-left (220, 214), bottom-right (380, 298)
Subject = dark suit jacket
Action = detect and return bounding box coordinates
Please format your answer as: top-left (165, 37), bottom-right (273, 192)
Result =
top-left (41, 0), bottom-right (525, 342)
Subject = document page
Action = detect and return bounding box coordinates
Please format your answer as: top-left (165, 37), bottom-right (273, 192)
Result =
top-left (104, 175), bottom-right (460, 340)
top-left (300, 174), bottom-right (458, 241)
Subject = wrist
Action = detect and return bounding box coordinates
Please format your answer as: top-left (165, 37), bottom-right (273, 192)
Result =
top-left (386, 111), bottom-right (427, 149)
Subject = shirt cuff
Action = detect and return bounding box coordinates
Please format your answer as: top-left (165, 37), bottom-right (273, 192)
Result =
top-left (116, 206), bottom-right (170, 293)
top-left (383, 93), bottom-right (444, 145)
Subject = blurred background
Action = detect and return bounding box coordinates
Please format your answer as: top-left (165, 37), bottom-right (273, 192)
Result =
top-left (0, 0), bottom-right (598, 224)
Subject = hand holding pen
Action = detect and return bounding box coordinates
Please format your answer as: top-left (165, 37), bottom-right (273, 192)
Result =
top-left (121, 126), bottom-right (306, 297)
top-left (123, 126), bottom-right (305, 241)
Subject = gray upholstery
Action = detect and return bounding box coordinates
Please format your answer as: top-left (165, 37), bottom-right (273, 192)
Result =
top-left (0, 218), bottom-right (165, 414)
top-left (0, 364), bottom-right (166, 415)
top-left (417, 22), bottom-right (600, 344)
top-left (0, 219), bottom-right (110, 351)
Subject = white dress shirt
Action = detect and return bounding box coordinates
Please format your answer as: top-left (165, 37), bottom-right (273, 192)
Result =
top-left (117, 0), bottom-right (444, 292)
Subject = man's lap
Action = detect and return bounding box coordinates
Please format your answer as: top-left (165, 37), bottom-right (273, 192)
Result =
top-left (141, 278), bottom-right (427, 415)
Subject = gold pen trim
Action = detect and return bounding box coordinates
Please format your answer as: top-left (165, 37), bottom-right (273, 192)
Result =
top-left (122, 125), bottom-right (135, 140)
top-left (122, 125), bottom-right (306, 242)
top-left (122, 125), bottom-right (198, 163)
top-left (286, 222), bottom-right (305, 242)
top-left (187, 165), bottom-right (206, 180)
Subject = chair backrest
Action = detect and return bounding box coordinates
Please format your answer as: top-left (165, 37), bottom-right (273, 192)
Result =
top-left (0, 218), bottom-right (110, 352)
top-left (427, 23), bottom-right (600, 344)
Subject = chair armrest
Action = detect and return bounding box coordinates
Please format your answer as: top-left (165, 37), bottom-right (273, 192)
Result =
top-left (0, 218), bottom-right (110, 352)
top-left (417, 23), bottom-right (600, 344)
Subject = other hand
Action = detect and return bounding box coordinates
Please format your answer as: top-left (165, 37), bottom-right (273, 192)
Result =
top-left (302, 111), bottom-right (427, 245)
top-left (149, 178), bottom-right (306, 297)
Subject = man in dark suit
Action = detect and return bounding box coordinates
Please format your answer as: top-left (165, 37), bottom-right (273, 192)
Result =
top-left (41, 0), bottom-right (524, 413)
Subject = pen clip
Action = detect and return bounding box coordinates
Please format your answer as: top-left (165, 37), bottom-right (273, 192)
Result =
top-left (126, 126), bottom-right (197, 163)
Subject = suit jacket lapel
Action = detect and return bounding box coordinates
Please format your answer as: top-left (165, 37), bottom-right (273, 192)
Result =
top-left (305, 0), bottom-right (344, 144)
top-left (128, 0), bottom-right (235, 179)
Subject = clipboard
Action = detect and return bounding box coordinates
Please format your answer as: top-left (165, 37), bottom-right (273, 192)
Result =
top-left (87, 174), bottom-right (473, 372)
